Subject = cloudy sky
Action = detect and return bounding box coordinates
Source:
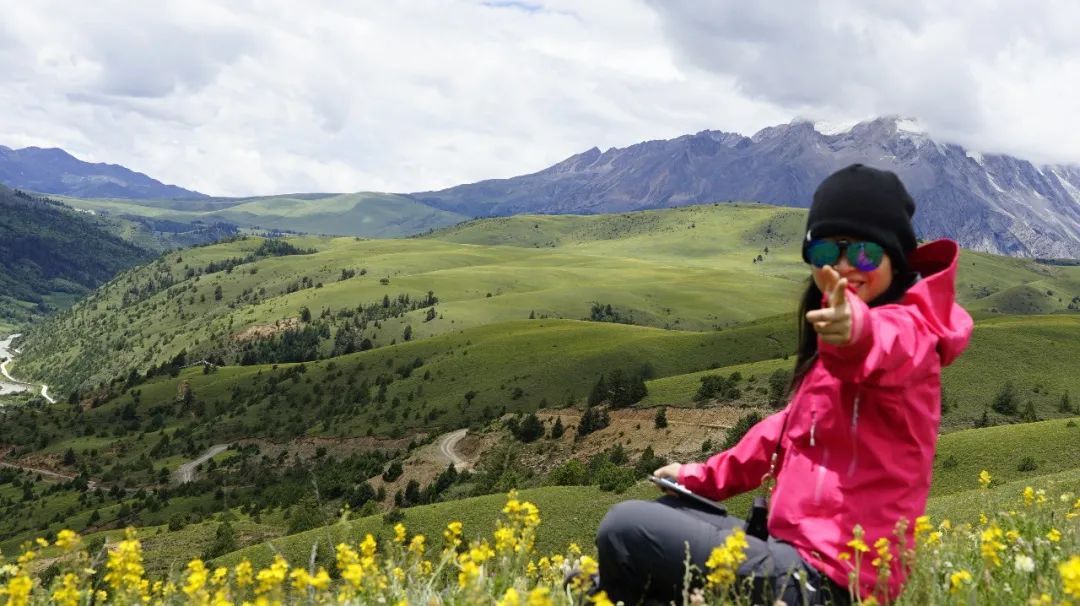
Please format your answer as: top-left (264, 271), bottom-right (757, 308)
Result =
top-left (1, 0), bottom-right (1078, 196)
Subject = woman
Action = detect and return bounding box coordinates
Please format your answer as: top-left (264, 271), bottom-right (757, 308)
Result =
top-left (595, 164), bottom-right (973, 605)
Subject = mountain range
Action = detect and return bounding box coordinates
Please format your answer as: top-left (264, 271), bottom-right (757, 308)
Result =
top-left (410, 117), bottom-right (1080, 258)
top-left (0, 145), bottom-right (204, 199)
top-left (4, 117), bottom-right (1080, 257)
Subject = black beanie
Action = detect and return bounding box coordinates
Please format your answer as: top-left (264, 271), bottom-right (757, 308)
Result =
top-left (803, 164), bottom-right (917, 272)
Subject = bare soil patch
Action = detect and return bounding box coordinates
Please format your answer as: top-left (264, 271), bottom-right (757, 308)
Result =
top-left (231, 317), bottom-right (300, 342)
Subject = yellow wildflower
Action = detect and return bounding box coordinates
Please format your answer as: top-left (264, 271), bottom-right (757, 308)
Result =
top-left (527, 586), bottom-right (554, 606)
top-left (444, 521), bottom-right (464, 550)
top-left (592, 590), bottom-right (616, 606)
top-left (104, 528), bottom-right (146, 596)
top-left (1061, 555), bottom-right (1080, 599)
top-left (184, 559), bottom-right (209, 601)
top-left (360, 534), bottom-right (378, 558)
top-left (705, 528), bottom-right (749, 588)
top-left (1006, 529), bottom-right (1021, 543)
top-left (926, 531), bottom-right (942, 546)
top-left (497, 587), bottom-right (521, 606)
top-left (211, 588), bottom-right (233, 606)
top-left (1047, 528), bottom-right (1061, 543)
top-left (979, 513), bottom-right (988, 526)
top-left (4, 574), bottom-right (33, 606)
top-left (255, 555), bottom-right (289, 595)
top-left (341, 563), bottom-right (365, 590)
top-left (978, 470), bottom-right (991, 489)
top-left (949, 569), bottom-right (972, 594)
top-left (394, 523), bottom-right (407, 545)
top-left (580, 555), bottom-right (599, 577)
top-left (568, 543), bottom-right (582, 557)
top-left (235, 560), bottom-right (254, 587)
top-left (289, 568), bottom-right (311, 592)
top-left (34, 537), bottom-right (49, 548)
top-left (15, 550), bottom-right (34, 566)
top-left (1024, 486), bottom-right (1035, 505)
top-left (457, 559), bottom-right (480, 589)
top-left (210, 567), bottom-right (228, 586)
top-left (310, 568), bottom-right (331, 591)
top-left (980, 525), bottom-right (1005, 568)
top-left (495, 526), bottom-right (518, 553)
top-left (54, 529), bottom-right (80, 551)
top-left (914, 515), bottom-right (932, 539)
top-left (337, 542), bottom-right (360, 569)
top-left (871, 537), bottom-right (892, 575)
top-left (51, 573), bottom-right (81, 606)
top-left (847, 523), bottom-right (870, 555)
top-left (408, 534), bottom-right (426, 558)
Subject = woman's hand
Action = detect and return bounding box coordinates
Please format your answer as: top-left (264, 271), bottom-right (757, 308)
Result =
top-left (806, 265), bottom-right (852, 346)
top-left (653, 462), bottom-right (682, 482)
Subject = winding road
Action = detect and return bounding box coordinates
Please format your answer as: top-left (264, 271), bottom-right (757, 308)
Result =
top-left (438, 429), bottom-right (470, 471)
top-left (175, 444), bottom-right (230, 483)
top-left (0, 334), bottom-right (56, 403)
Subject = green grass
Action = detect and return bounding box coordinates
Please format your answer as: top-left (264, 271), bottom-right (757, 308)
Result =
top-left (929, 418), bottom-right (1080, 496)
top-left (218, 417), bottom-right (1080, 570)
top-left (55, 192), bottom-right (470, 238)
top-left (19, 203), bottom-right (1079, 400)
top-left (640, 316), bottom-right (1080, 430)
top-left (925, 466), bottom-right (1080, 525)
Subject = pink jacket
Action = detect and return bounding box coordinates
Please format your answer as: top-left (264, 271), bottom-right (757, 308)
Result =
top-left (679, 239), bottom-right (973, 601)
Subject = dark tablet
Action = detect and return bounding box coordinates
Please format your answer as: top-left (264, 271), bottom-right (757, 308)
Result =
top-left (649, 475), bottom-right (727, 515)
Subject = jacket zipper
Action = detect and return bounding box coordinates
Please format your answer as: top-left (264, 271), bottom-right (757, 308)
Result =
top-left (813, 447), bottom-right (830, 504)
top-left (847, 393), bottom-right (861, 477)
top-left (809, 410), bottom-right (817, 447)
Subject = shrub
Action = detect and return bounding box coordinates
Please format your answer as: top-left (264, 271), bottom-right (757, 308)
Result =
top-left (382, 461), bottom-right (403, 483)
top-left (992, 381), bottom-right (1018, 416)
top-left (545, 459), bottom-right (587, 486)
top-left (1017, 456), bottom-right (1038, 472)
top-left (723, 412), bottom-right (763, 450)
top-left (941, 454), bottom-right (959, 470)
top-left (654, 407), bottom-right (668, 429)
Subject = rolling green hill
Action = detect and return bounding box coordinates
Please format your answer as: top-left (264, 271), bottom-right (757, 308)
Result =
top-left (641, 314), bottom-right (1080, 430)
top-left (55, 192), bottom-right (470, 239)
top-left (14, 203), bottom-right (1080, 394)
top-left (0, 185), bottom-right (154, 330)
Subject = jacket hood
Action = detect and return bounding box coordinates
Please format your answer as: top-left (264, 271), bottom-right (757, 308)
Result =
top-left (898, 239), bottom-right (972, 366)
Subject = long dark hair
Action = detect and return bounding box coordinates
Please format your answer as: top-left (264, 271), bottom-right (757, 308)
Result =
top-left (789, 269), bottom-right (918, 393)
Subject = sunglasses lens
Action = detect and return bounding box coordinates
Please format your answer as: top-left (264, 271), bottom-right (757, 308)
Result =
top-left (806, 241), bottom-right (840, 268)
top-left (848, 241), bottom-right (885, 271)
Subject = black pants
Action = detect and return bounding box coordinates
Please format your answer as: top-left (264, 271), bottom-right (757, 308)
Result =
top-left (596, 496), bottom-right (850, 606)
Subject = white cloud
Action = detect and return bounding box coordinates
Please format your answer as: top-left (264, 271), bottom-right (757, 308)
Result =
top-left (0, 1), bottom-right (1078, 196)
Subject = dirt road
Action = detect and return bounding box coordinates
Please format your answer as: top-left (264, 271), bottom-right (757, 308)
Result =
top-left (438, 429), bottom-right (470, 471)
top-left (175, 444), bottom-right (230, 483)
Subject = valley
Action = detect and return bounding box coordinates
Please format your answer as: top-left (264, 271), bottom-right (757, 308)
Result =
top-left (0, 202), bottom-right (1077, 594)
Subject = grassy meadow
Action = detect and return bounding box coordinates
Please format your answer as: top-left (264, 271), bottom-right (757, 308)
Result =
top-left (54, 191), bottom-right (470, 238)
top-left (2, 202), bottom-right (1079, 604)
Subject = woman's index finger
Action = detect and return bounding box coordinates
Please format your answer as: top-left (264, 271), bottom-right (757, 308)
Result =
top-left (830, 277), bottom-right (849, 308)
